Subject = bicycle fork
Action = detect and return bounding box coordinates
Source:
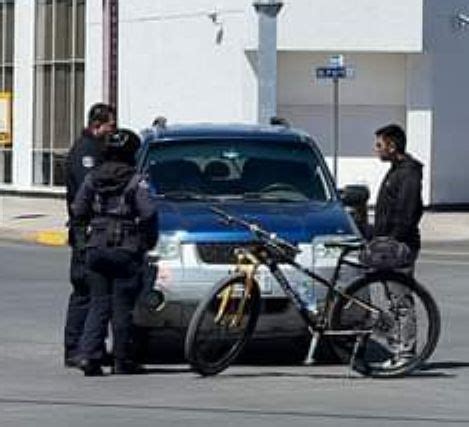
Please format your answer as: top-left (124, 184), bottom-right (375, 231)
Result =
top-left (214, 251), bottom-right (259, 328)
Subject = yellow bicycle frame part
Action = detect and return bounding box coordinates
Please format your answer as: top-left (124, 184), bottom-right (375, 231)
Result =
top-left (214, 249), bottom-right (260, 326)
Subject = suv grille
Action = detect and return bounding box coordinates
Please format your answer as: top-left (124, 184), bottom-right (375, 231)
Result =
top-left (196, 242), bottom-right (286, 264)
top-left (196, 243), bottom-right (244, 264)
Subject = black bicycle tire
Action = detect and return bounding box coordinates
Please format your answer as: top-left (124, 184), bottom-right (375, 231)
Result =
top-left (184, 272), bottom-right (261, 376)
top-left (329, 270), bottom-right (440, 377)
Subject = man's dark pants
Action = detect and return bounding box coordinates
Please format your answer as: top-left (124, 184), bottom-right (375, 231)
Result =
top-left (79, 249), bottom-right (142, 363)
top-left (64, 247), bottom-right (90, 359)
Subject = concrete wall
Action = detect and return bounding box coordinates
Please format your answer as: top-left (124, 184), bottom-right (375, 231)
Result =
top-left (424, 0), bottom-right (469, 204)
top-left (277, 52), bottom-right (406, 201)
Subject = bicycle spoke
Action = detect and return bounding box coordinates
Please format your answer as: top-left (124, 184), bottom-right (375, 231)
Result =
top-left (185, 274), bottom-right (261, 375)
top-left (329, 271), bottom-right (440, 377)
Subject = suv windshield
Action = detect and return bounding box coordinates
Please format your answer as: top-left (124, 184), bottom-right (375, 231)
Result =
top-left (143, 139), bottom-right (332, 202)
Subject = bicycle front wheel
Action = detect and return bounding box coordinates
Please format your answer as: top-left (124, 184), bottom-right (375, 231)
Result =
top-left (329, 271), bottom-right (440, 377)
top-left (184, 272), bottom-right (261, 376)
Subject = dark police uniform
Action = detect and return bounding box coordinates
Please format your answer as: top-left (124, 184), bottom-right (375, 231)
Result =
top-left (72, 157), bottom-right (158, 375)
top-left (63, 129), bottom-right (105, 363)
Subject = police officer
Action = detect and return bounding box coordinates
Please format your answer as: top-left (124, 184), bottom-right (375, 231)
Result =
top-left (72, 128), bottom-right (159, 376)
top-left (64, 103), bottom-right (116, 367)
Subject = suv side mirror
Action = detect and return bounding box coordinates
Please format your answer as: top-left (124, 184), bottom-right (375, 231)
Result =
top-left (339, 185), bottom-right (370, 237)
top-left (339, 185), bottom-right (370, 207)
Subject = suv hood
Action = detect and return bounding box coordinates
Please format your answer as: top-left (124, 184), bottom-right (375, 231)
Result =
top-left (157, 200), bottom-right (357, 243)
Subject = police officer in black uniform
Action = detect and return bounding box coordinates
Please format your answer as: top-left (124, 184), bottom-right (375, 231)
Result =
top-left (72, 129), bottom-right (159, 376)
top-left (64, 103), bottom-right (116, 367)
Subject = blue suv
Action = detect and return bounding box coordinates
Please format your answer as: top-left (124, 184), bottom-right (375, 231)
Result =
top-left (134, 121), bottom-right (361, 359)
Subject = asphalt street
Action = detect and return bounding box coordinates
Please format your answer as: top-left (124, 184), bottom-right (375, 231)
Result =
top-left (1, 241), bottom-right (469, 427)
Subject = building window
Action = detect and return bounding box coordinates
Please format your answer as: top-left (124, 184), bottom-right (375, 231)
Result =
top-left (0, 0), bottom-right (14, 184)
top-left (33, 0), bottom-right (85, 186)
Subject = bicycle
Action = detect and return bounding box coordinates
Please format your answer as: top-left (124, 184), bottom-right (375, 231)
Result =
top-left (184, 206), bottom-right (441, 378)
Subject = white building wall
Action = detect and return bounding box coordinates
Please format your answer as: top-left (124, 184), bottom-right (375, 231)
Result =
top-left (77, 0), bottom-right (469, 206)
top-left (406, 54), bottom-right (433, 205)
top-left (11, 0), bottom-right (35, 191)
top-left (115, 0), bottom-right (425, 130)
top-left (84, 1), bottom-right (104, 117)
top-left (118, 0), bottom-right (256, 129)
top-left (246, 0), bottom-right (423, 52)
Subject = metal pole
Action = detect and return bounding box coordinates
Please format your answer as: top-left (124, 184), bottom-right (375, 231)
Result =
top-left (103, 0), bottom-right (119, 111)
top-left (332, 76), bottom-right (339, 182)
top-left (253, 1), bottom-right (283, 124)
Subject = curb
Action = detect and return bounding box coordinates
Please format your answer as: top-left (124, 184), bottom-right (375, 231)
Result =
top-left (0, 228), bottom-right (68, 247)
top-left (33, 229), bottom-right (68, 246)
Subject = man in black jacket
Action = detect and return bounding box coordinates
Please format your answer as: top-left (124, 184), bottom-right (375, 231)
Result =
top-left (373, 123), bottom-right (423, 366)
top-left (63, 103), bottom-right (116, 367)
top-left (374, 123), bottom-right (423, 260)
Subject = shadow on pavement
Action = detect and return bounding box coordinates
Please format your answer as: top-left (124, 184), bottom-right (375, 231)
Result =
top-left (218, 369), bottom-right (454, 380)
top-left (420, 360), bottom-right (469, 371)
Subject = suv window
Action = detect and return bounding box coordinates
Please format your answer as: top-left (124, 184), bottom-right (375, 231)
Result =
top-left (144, 139), bottom-right (332, 202)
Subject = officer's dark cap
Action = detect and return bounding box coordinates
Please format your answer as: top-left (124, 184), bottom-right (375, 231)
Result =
top-left (104, 128), bottom-right (141, 164)
top-left (87, 103), bottom-right (116, 126)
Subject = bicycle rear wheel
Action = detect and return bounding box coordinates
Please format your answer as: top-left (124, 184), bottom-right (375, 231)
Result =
top-left (185, 272), bottom-right (261, 376)
top-left (329, 271), bottom-right (440, 377)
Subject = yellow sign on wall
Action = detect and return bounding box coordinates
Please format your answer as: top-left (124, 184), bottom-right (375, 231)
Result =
top-left (0, 92), bottom-right (12, 146)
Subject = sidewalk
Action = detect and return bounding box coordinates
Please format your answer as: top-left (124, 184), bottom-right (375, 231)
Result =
top-left (2, 194), bottom-right (469, 246)
top-left (0, 195), bottom-right (68, 246)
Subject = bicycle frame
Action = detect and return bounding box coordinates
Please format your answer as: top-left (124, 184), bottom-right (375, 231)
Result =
top-left (210, 206), bottom-right (386, 337)
top-left (187, 207), bottom-right (440, 377)
top-left (232, 243), bottom-right (377, 333)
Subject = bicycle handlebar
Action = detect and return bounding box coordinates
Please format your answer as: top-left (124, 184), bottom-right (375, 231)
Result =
top-left (210, 206), bottom-right (301, 256)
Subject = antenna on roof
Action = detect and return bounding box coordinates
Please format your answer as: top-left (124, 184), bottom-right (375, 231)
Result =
top-left (152, 116), bottom-right (167, 128)
top-left (270, 116), bottom-right (290, 128)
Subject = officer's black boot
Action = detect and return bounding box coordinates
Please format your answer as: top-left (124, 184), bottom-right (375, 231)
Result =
top-left (112, 359), bottom-right (145, 375)
top-left (79, 358), bottom-right (104, 376)
top-left (64, 352), bottom-right (83, 369)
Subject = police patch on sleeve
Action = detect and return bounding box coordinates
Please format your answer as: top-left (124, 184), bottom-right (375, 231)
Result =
top-left (138, 179), bottom-right (149, 190)
top-left (82, 156), bottom-right (95, 168)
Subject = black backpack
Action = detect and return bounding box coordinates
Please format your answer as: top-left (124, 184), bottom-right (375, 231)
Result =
top-left (88, 175), bottom-right (143, 253)
top-left (358, 236), bottom-right (413, 270)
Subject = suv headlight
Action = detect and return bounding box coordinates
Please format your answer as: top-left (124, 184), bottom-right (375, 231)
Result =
top-left (149, 234), bottom-right (182, 260)
top-left (312, 234), bottom-right (358, 267)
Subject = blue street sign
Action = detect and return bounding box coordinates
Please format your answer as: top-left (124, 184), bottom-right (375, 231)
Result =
top-left (316, 66), bottom-right (347, 79)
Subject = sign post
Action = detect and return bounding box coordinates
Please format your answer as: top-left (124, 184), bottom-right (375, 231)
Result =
top-left (315, 55), bottom-right (352, 182)
top-left (253, 1), bottom-right (283, 124)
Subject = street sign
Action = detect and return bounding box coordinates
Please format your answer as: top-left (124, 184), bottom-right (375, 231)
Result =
top-left (313, 55), bottom-right (355, 183)
top-left (316, 66), bottom-right (347, 79)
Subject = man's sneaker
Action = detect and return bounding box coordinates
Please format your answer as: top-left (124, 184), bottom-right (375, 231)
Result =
top-left (368, 352), bottom-right (415, 370)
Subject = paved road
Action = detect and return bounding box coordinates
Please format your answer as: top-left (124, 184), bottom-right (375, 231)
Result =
top-left (1, 241), bottom-right (469, 426)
